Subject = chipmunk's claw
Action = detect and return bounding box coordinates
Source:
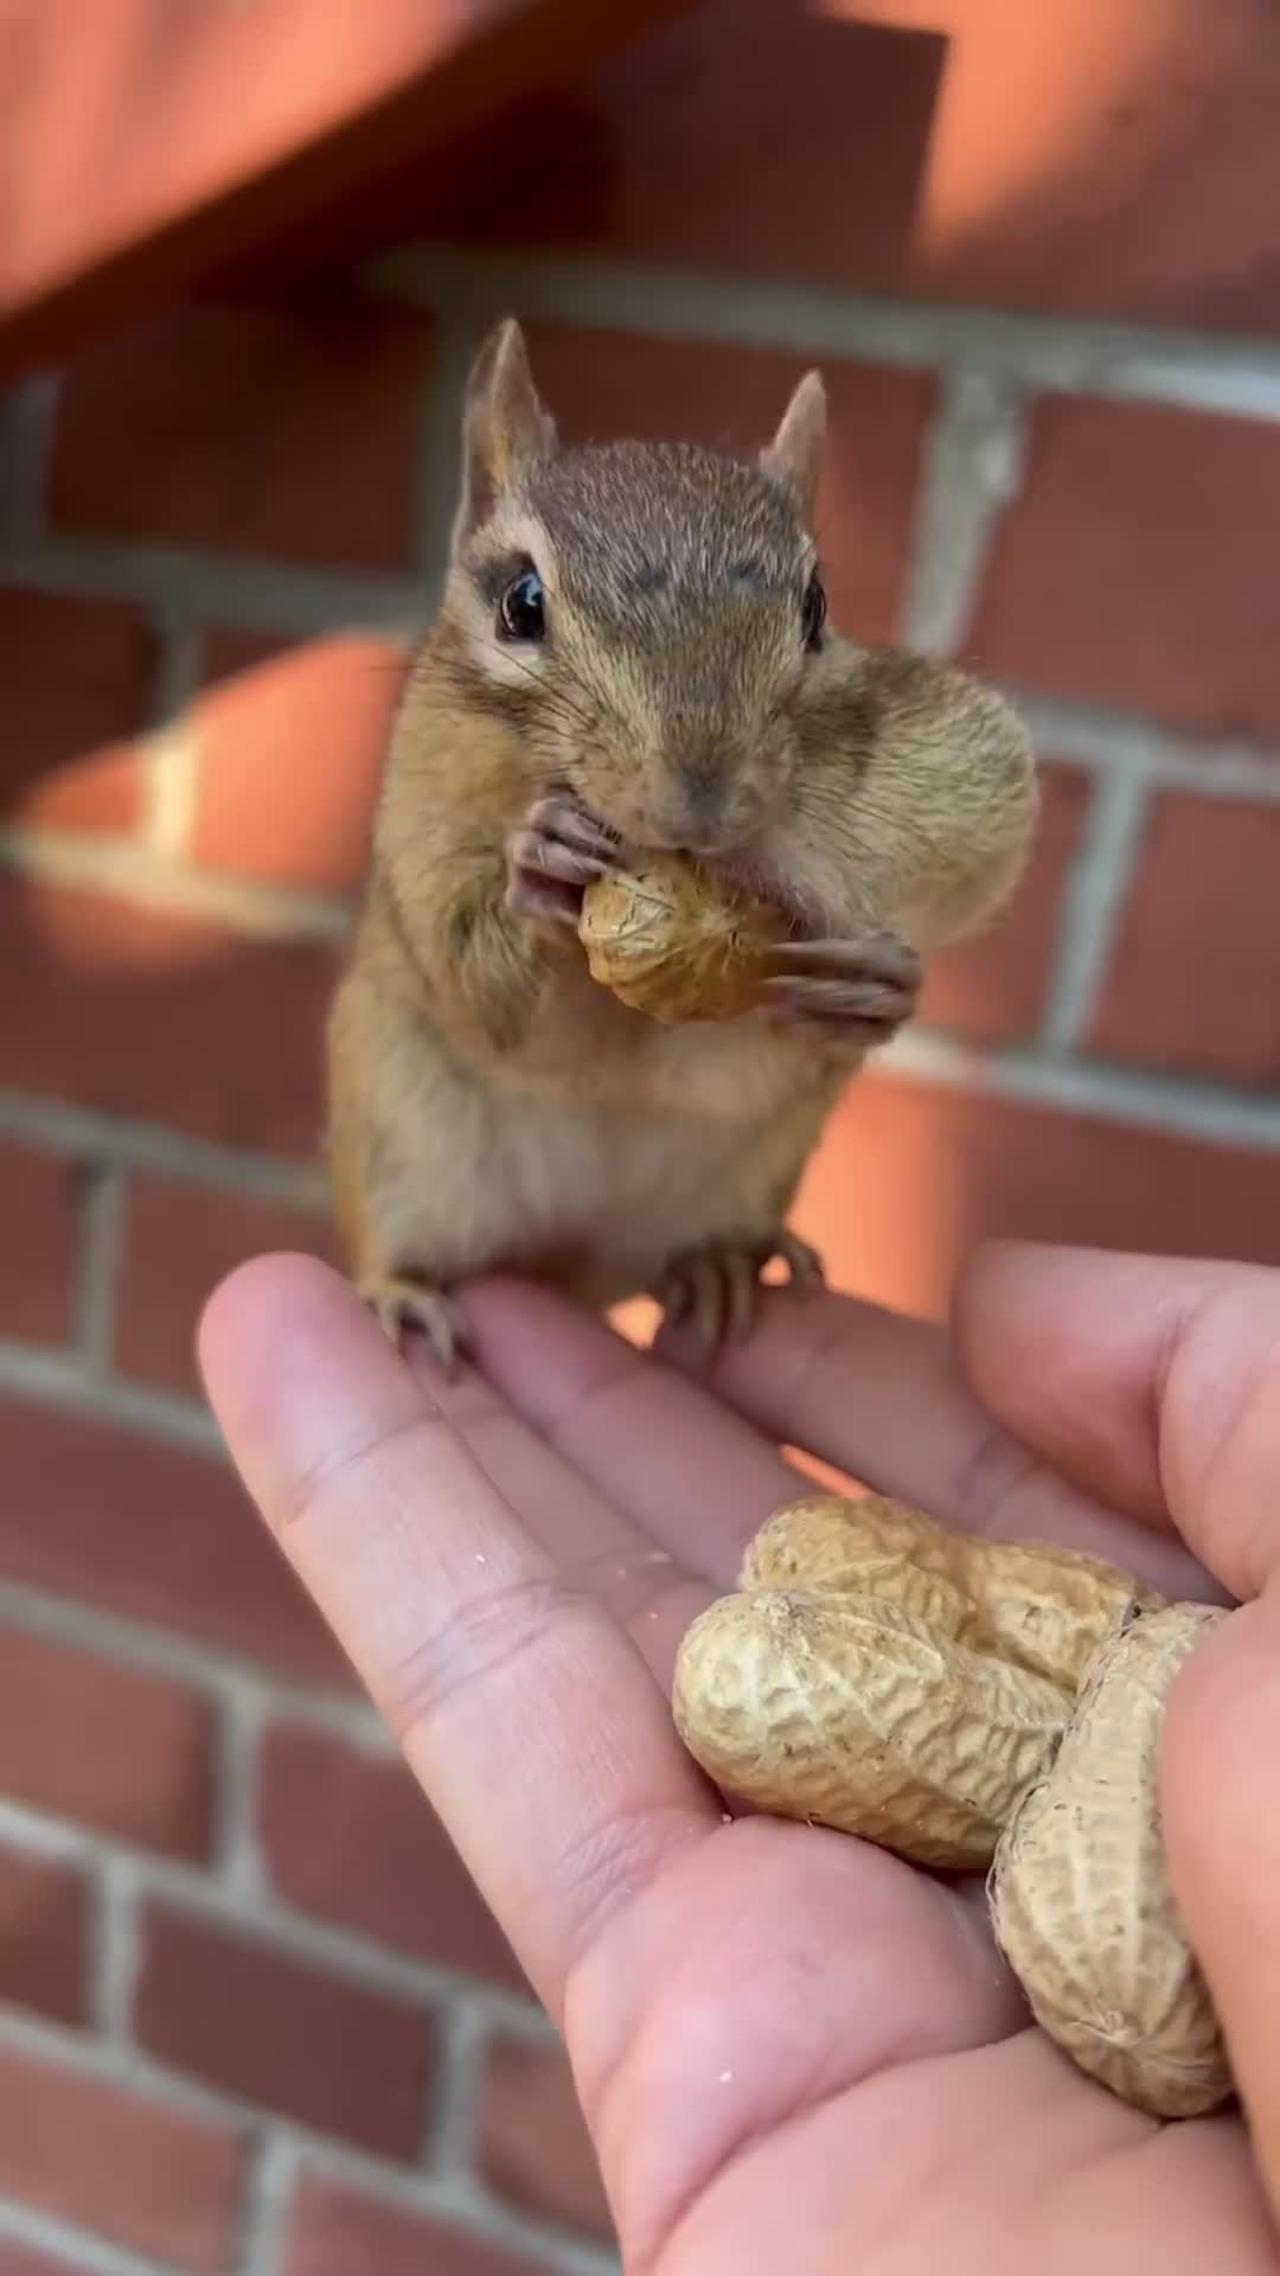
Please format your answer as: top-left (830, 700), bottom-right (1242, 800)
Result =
top-left (360, 1276), bottom-right (467, 1376)
top-left (774, 1229), bottom-right (826, 1294)
top-left (506, 793), bottom-right (620, 927)
top-left (655, 1232), bottom-right (827, 1365)
top-left (759, 930), bottom-right (921, 1047)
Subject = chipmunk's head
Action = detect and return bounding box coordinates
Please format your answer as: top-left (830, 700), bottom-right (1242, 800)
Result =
top-left (441, 319), bottom-right (831, 856)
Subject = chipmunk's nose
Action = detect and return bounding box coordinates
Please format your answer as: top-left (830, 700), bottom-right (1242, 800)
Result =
top-left (671, 737), bottom-right (736, 852)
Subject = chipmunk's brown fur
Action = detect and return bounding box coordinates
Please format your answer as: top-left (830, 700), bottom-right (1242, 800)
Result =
top-left (327, 321), bottom-right (1035, 1362)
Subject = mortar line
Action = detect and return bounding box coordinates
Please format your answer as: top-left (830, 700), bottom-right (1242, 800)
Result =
top-left (0, 1090), bottom-right (326, 1206)
top-left (3, 1035), bottom-right (1280, 1339)
top-left (0, 2009), bottom-right (615, 2276)
top-left (413, 310), bottom-right (491, 600)
top-left (0, 1337), bottom-right (226, 1453)
top-left (1017, 718), bottom-right (1280, 803)
top-left (1038, 765), bottom-right (1152, 1054)
top-left (0, 372), bottom-right (60, 546)
top-left (0, 2202), bottom-right (180, 2276)
top-left (0, 1794), bottom-right (540, 2030)
top-left (877, 1030), bottom-right (1280, 1150)
top-left (240, 2127), bottom-right (296, 2276)
top-left (0, 822), bottom-right (352, 942)
top-left (213, 1686), bottom-right (271, 1901)
top-left (5, 530), bottom-right (1280, 791)
top-left (1, 530), bottom-right (421, 634)
top-left (0, 1575), bottom-right (383, 1738)
top-left (1016, 693), bottom-right (1280, 779)
top-left (141, 715), bottom-right (202, 866)
top-left (6, 996), bottom-right (1280, 1251)
top-left (70, 1159), bottom-right (127, 1375)
top-left (242, 2130), bottom-right (619, 2276)
top-left (142, 620), bottom-right (205, 862)
top-left (420, 1992), bottom-right (490, 2180)
top-left (94, 1850), bottom-right (142, 2046)
top-left (900, 367), bottom-right (1027, 657)
top-left (368, 244), bottom-right (1280, 419)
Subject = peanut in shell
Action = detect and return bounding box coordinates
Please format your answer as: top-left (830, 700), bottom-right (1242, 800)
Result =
top-left (742, 1495), bottom-right (1162, 1697)
top-left (990, 1602), bottom-right (1231, 2119)
top-left (672, 1587), bottom-right (1068, 1870)
top-left (579, 854), bottom-right (789, 1023)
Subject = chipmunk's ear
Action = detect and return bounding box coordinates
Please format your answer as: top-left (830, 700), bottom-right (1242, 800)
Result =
top-left (454, 319), bottom-right (557, 544)
top-left (761, 369), bottom-right (826, 523)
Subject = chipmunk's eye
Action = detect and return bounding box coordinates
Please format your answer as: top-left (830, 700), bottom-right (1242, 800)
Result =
top-left (498, 567), bottom-right (547, 642)
top-left (801, 572), bottom-right (826, 652)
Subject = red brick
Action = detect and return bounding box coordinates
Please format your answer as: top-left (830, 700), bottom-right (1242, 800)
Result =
top-left (923, 760), bottom-right (1091, 1045)
top-left (0, 2246), bottom-right (96, 2276)
top-left (967, 397), bottom-right (1280, 736)
top-left (405, 0), bottom-right (1280, 333)
top-left (53, 298), bottom-right (428, 569)
top-left (192, 628), bottom-right (404, 892)
top-left (0, 1630), bottom-right (215, 1860)
top-left (0, 1846), bottom-right (91, 2027)
top-left (0, 1396), bottom-right (344, 1684)
top-left (792, 1070), bottom-right (1280, 1322)
top-left (256, 1724), bottom-right (523, 1993)
top-left (1091, 792), bottom-right (1280, 1086)
top-left (0, 1141), bottom-right (77, 1346)
top-left (134, 1905), bottom-right (436, 2160)
top-left (398, 5), bottom-right (939, 296)
top-left (0, 872), bottom-right (336, 1155)
top-left (890, 0), bottom-right (1280, 333)
top-left (0, 588), bottom-right (151, 834)
top-left (478, 2037), bottom-right (611, 2242)
top-left (51, 297), bottom-right (432, 570)
top-left (283, 2174), bottom-right (543, 2276)
top-left (116, 1177), bottom-right (333, 1396)
top-left (0, 2042), bottom-right (245, 2273)
top-left (524, 324), bottom-right (933, 646)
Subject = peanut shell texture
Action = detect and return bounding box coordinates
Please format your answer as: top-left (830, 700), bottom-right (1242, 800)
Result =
top-left (675, 1496), bottom-right (1231, 2120)
top-left (742, 1495), bottom-right (1162, 1697)
top-left (579, 853), bottom-right (790, 1023)
top-left (990, 1602), bottom-right (1232, 2120)
top-left (672, 1587), bottom-right (1069, 1870)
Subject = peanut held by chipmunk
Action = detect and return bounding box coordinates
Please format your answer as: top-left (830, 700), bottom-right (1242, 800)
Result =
top-left (327, 320), bottom-right (1036, 1366)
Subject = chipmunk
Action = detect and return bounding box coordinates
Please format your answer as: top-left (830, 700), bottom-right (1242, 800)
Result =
top-left (327, 320), bottom-right (1035, 1367)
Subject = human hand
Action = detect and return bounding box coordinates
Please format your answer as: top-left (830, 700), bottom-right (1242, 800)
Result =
top-left (199, 1245), bottom-right (1280, 2275)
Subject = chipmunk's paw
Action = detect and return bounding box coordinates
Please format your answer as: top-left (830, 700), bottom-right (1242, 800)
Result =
top-left (505, 793), bottom-right (620, 927)
top-left (759, 930), bottom-right (921, 1047)
top-left (360, 1275), bottom-right (467, 1376)
top-left (655, 1232), bottom-right (827, 1364)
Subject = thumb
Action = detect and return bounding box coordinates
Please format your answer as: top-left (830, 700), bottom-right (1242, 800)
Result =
top-left (1162, 1586), bottom-right (1280, 2214)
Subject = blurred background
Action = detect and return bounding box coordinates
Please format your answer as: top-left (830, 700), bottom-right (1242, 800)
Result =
top-left (1, 1), bottom-right (1279, 2270)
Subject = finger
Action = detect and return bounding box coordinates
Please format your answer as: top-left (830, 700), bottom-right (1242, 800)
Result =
top-left (505, 874), bottom-right (581, 925)
top-left (684, 1284), bottom-right (1210, 1600)
top-left (507, 828), bottom-right (610, 886)
top-left (528, 794), bottom-right (619, 857)
top-left (404, 1353), bottom-right (711, 1687)
top-left (763, 935), bottom-right (920, 984)
top-left (758, 976), bottom-right (910, 1027)
top-left (1162, 1587), bottom-right (1280, 2216)
top-left (199, 1255), bottom-right (716, 2017)
top-left (955, 1243), bottom-right (1223, 1520)
top-left (461, 1280), bottom-right (805, 1586)
top-left (959, 1244), bottom-right (1280, 1600)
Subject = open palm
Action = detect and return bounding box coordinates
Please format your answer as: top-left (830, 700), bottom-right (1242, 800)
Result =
top-left (201, 1245), bottom-right (1280, 2274)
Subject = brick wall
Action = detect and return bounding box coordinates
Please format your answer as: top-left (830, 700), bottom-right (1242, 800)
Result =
top-left (3, 9), bottom-right (1280, 2269)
